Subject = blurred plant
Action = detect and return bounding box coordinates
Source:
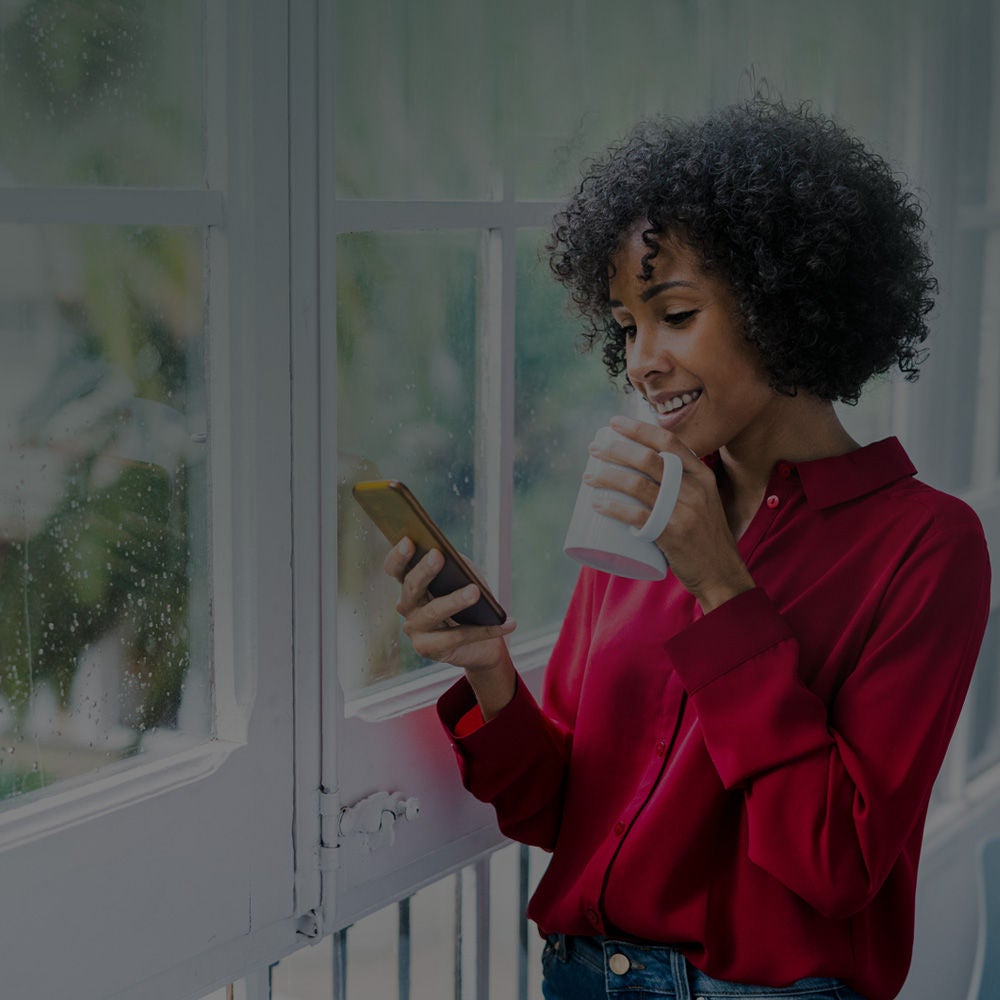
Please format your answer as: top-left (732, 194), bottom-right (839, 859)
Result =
top-left (0, 459), bottom-right (191, 734)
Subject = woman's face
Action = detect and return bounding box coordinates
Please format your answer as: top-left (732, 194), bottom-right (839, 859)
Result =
top-left (609, 226), bottom-right (780, 458)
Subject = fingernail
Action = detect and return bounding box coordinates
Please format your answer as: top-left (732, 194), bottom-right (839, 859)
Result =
top-left (462, 585), bottom-right (477, 600)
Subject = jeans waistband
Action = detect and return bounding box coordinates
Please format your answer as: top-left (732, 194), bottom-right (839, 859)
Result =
top-left (549, 933), bottom-right (694, 999)
top-left (546, 934), bottom-right (856, 999)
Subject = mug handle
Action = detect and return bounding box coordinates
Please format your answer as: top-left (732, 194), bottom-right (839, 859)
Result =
top-left (630, 451), bottom-right (684, 543)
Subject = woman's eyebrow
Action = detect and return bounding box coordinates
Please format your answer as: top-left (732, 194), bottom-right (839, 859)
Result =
top-left (608, 279), bottom-right (698, 307)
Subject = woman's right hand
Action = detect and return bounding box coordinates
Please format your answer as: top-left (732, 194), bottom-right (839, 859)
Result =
top-left (385, 539), bottom-right (519, 719)
top-left (384, 538), bottom-right (517, 674)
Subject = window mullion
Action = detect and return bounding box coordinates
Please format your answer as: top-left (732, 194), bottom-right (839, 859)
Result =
top-left (475, 224), bottom-right (515, 607)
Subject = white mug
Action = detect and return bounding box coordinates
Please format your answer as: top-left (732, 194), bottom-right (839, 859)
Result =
top-left (563, 426), bottom-right (683, 580)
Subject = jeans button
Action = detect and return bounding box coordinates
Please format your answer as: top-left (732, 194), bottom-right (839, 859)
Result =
top-left (608, 952), bottom-right (631, 975)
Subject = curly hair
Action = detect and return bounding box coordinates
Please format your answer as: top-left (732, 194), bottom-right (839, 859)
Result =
top-left (547, 100), bottom-right (936, 403)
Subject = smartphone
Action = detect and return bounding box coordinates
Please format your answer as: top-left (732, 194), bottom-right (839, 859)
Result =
top-left (352, 479), bottom-right (507, 627)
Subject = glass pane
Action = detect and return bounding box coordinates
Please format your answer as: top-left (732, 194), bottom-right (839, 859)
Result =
top-left (970, 609), bottom-right (1000, 778)
top-left (334, 0), bottom-right (500, 200)
top-left (336, 0), bottom-right (929, 202)
top-left (506, 0), bottom-right (927, 201)
top-left (513, 229), bottom-right (622, 637)
top-left (0, 1), bottom-right (203, 186)
top-left (835, 378), bottom-right (894, 448)
top-left (0, 224), bottom-right (209, 805)
top-left (337, 230), bottom-right (479, 692)
top-left (269, 934), bottom-right (335, 999)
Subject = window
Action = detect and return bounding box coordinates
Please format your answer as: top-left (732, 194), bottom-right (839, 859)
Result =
top-left (0, 4), bottom-right (209, 804)
top-left (0, 4), bottom-right (304, 997)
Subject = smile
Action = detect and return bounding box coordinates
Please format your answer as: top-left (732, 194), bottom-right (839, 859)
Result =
top-left (649, 389), bottom-right (702, 414)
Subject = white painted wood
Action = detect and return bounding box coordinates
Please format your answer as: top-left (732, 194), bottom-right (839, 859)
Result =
top-left (332, 199), bottom-right (562, 234)
top-left (288, 0), bottom-right (324, 923)
top-left (0, 188), bottom-right (225, 226)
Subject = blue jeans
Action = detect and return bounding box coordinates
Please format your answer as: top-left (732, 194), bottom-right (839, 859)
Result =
top-left (541, 934), bottom-right (868, 1000)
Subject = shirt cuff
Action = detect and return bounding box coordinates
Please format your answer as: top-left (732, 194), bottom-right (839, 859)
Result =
top-left (437, 673), bottom-right (565, 799)
top-left (666, 587), bottom-right (793, 694)
top-left (454, 704), bottom-right (486, 738)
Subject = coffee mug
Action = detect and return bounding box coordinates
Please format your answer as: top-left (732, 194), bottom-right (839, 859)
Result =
top-left (563, 426), bottom-right (683, 580)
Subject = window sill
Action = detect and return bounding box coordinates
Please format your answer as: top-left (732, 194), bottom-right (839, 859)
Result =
top-left (343, 629), bottom-right (557, 723)
top-left (0, 735), bottom-right (240, 852)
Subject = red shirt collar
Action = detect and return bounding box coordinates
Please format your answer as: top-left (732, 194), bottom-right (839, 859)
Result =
top-left (793, 437), bottom-right (917, 509)
top-left (705, 437), bottom-right (918, 510)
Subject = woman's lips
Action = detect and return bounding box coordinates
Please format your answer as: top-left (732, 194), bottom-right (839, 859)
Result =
top-left (649, 388), bottom-right (701, 429)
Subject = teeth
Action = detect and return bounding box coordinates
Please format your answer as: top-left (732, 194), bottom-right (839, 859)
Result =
top-left (652, 389), bottom-right (701, 414)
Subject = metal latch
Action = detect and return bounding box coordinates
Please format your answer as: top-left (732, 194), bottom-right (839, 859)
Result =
top-left (337, 790), bottom-right (421, 853)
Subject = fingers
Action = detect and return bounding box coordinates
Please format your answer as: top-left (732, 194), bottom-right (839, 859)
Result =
top-left (607, 416), bottom-right (709, 478)
top-left (384, 539), bottom-right (446, 618)
top-left (402, 580), bottom-right (517, 664)
top-left (584, 463), bottom-right (660, 510)
top-left (401, 579), bottom-right (480, 630)
top-left (611, 416), bottom-right (702, 460)
top-left (383, 536), bottom-right (415, 581)
top-left (404, 587), bottom-right (515, 653)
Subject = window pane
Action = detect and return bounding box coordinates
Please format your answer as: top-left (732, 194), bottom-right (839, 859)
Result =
top-left (336, 0), bottom-right (927, 202)
top-left (0, 1), bottom-right (203, 187)
top-left (835, 378), bottom-right (894, 448)
top-left (969, 609), bottom-right (1000, 778)
top-left (334, 0), bottom-right (500, 200)
top-left (506, 0), bottom-right (926, 201)
top-left (513, 229), bottom-right (621, 637)
top-left (0, 224), bottom-right (209, 805)
top-left (337, 231), bottom-right (479, 692)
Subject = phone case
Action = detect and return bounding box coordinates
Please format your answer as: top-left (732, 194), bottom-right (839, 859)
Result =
top-left (352, 480), bottom-right (507, 627)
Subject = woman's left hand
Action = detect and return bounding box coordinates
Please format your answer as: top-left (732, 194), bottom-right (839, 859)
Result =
top-left (585, 416), bottom-right (755, 613)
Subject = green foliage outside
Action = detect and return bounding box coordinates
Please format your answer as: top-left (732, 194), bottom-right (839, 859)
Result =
top-left (0, 1), bottom-right (205, 796)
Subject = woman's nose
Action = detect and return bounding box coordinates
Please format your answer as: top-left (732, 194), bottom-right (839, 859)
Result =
top-left (626, 325), bottom-right (671, 383)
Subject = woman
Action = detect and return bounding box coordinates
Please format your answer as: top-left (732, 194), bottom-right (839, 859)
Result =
top-left (385, 100), bottom-right (991, 1000)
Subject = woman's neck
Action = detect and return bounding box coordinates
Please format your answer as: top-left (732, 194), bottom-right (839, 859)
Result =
top-left (717, 394), bottom-right (859, 537)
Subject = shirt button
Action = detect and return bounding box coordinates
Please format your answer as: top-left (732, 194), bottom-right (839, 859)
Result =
top-left (654, 739), bottom-right (666, 757)
top-left (608, 953), bottom-right (631, 976)
top-left (766, 494), bottom-right (780, 509)
top-left (613, 821), bottom-right (625, 836)
top-left (777, 462), bottom-right (793, 479)
top-left (586, 907), bottom-right (600, 926)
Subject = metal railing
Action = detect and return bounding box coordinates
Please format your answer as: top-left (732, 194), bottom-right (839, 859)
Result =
top-left (266, 843), bottom-right (538, 1000)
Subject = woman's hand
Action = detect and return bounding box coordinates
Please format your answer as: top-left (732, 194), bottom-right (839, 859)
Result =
top-left (585, 416), bottom-right (755, 612)
top-left (384, 539), bottom-right (518, 717)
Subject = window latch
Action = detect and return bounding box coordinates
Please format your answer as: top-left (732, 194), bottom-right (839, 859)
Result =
top-left (337, 790), bottom-right (421, 853)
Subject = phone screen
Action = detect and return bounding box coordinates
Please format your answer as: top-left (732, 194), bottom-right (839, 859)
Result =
top-left (352, 480), bottom-right (507, 627)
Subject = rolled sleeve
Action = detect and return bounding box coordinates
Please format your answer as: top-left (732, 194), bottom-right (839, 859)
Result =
top-left (437, 674), bottom-right (572, 847)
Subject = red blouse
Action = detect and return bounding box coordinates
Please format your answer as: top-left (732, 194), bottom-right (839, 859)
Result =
top-left (437, 438), bottom-right (991, 1000)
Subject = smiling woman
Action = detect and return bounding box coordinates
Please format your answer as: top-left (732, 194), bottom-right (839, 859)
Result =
top-left (608, 232), bottom-right (780, 461)
top-left (385, 99), bottom-right (992, 1000)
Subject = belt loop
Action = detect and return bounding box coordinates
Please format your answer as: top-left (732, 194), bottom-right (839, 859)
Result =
top-left (670, 948), bottom-right (692, 1000)
top-left (556, 933), bottom-right (570, 964)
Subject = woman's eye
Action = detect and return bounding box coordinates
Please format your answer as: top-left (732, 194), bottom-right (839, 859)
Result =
top-left (664, 310), bottom-right (696, 327)
top-left (617, 322), bottom-right (637, 339)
